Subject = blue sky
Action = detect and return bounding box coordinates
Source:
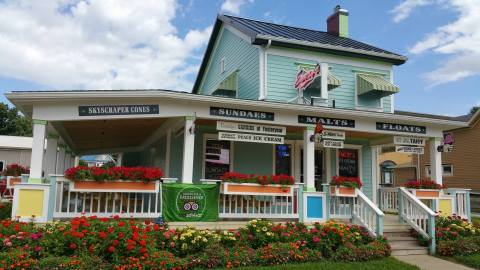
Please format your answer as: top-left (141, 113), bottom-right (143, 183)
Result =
top-left (0, 0), bottom-right (478, 116)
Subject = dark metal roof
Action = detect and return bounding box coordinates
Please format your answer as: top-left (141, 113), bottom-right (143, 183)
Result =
top-left (192, 14), bottom-right (407, 93)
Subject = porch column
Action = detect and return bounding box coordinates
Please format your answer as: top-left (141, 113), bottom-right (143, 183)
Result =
top-left (56, 144), bottom-right (66, 174)
top-left (29, 120), bottom-right (47, 183)
top-left (181, 116), bottom-right (195, 184)
top-left (429, 137), bottom-right (443, 185)
top-left (320, 63), bottom-right (329, 100)
top-left (303, 126), bottom-right (315, 191)
top-left (65, 149), bottom-right (72, 170)
top-left (43, 134), bottom-right (58, 176)
top-left (74, 156), bottom-right (80, 167)
top-left (116, 153), bottom-right (123, 166)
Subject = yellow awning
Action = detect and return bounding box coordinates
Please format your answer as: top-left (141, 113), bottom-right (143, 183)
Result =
top-left (327, 73), bottom-right (341, 90)
top-left (357, 73), bottom-right (399, 98)
top-left (212, 71), bottom-right (237, 97)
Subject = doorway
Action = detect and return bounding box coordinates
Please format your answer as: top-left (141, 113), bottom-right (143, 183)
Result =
top-left (300, 148), bottom-right (324, 191)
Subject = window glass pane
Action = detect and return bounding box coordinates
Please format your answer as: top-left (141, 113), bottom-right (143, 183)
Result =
top-left (275, 144), bottom-right (292, 175)
top-left (0, 161), bottom-right (3, 172)
top-left (338, 149), bottom-right (359, 177)
top-left (443, 165), bottom-right (452, 174)
top-left (204, 140), bottom-right (231, 179)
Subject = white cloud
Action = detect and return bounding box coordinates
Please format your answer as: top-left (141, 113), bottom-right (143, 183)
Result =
top-left (394, 0), bottom-right (480, 86)
top-left (220, 0), bottom-right (253, 15)
top-left (390, 0), bottom-right (435, 23)
top-left (0, 0), bottom-right (212, 91)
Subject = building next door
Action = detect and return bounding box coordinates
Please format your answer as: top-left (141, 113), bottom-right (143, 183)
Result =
top-left (300, 148), bottom-right (324, 191)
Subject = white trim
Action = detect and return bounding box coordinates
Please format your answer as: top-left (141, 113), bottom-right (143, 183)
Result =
top-left (12, 183), bottom-right (50, 223)
top-left (425, 164), bottom-right (453, 177)
top-left (258, 46), bottom-right (266, 100)
top-left (296, 141), bottom-right (326, 186)
top-left (165, 129), bottom-right (171, 178)
top-left (202, 133), bottom-right (234, 179)
top-left (303, 192), bottom-right (328, 222)
top-left (390, 69), bottom-right (395, 113)
top-left (371, 146), bottom-right (379, 203)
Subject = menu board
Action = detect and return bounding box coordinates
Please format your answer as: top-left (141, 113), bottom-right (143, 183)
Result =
top-left (338, 149), bottom-right (359, 177)
top-left (204, 140), bottom-right (231, 179)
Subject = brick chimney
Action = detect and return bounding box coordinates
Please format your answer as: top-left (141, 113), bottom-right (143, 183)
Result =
top-left (327, 5), bottom-right (349, 38)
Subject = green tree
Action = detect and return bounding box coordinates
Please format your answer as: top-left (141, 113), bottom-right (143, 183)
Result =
top-left (471, 106), bottom-right (480, 115)
top-left (0, 102), bottom-right (32, 136)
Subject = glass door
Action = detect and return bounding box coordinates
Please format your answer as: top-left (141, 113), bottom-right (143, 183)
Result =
top-left (300, 148), bottom-right (324, 191)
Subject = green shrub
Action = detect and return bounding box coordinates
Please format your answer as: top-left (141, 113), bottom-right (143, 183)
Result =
top-left (0, 201), bottom-right (12, 220)
top-left (36, 255), bottom-right (109, 269)
top-left (437, 236), bottom-right (480, 256)
top-left (332, 239), bottom-right (391, 262)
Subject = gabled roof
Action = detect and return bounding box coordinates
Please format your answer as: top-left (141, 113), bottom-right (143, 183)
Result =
top-left (193, 14), bottom-right (407, 93)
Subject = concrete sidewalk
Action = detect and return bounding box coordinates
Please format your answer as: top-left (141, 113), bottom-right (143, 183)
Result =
top-left (394, 255), bottom-right (474, 270)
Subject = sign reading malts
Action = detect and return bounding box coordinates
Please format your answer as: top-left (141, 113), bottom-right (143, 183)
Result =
top-left (219, 132), bottom-right (284, 144)
top-left (394, 136), bottom-right (425, 146)
top-left (395, 145), bottom-right (424, 154)
top-left (376, 122), bottom-right (426, 134)
top-left (298, 115), bottom-right (355, 128)
top-left (210, 107), bottom-right (274, 121)
top-left (217, 121), bottom-right (286, 136)
top-left (79, 105), bottom-right (159, 116)
top-left (162, 184), bottom-right (219, 222)
top-left (322, 140), bottom-right (344, 149)
top-left (338, 149), bottom-right (359, 177)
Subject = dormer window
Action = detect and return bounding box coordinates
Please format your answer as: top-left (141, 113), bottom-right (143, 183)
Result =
top-left (212, 70), bottom-right (237, 98)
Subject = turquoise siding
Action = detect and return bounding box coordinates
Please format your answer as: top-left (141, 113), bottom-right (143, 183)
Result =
top-left (266, 53), bottom-right (393, 112)
top-left (198, 28), bottom-right (259, 100)
top-left (233, 142), bottom-right (273, 175)
top-left (169, 134), bottom-right (184, 179)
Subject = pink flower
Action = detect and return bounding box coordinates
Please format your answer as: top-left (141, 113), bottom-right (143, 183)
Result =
top-left (312, 236), bottom-right (320, 243)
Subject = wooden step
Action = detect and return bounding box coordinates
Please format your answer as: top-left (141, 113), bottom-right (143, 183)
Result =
top-left (391, 248), bottom-right (428, 256)
top-left (390, 240), bottom-right (424, 250)
top-left (386, 235), bottom-right (417, 241)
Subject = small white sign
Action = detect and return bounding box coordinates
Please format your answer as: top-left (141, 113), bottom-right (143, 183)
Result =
top-left (217, 121), bottom-right (286, 135)
top-left (394, 136), bottom-right (425, 146)
top-left (218, 132), bottom-right (284, 144)
top-left (395, 145), bottom-right (424, 154)
top-left (321, 130), bottom-right (345, 140)
top-left (322, 140), bottom-right (344, 149)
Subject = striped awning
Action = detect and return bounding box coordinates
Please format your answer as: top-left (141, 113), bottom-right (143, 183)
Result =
top-left (327, 73), bottom-right (341, 90)
top-left (212, 71), bottom-right (237, 97)
top-left (357, 73), bottom-right (399, 98)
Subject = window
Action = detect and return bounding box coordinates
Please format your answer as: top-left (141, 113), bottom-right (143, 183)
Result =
top-left (425, 164), bottom-right (453, 177)
top-left (204, 139), bottom-right (231, 179)
top-left (220, 57), bottom-right (226, 74)
top-left (338, 149), bottom-right (359, 177)
top-left (381, 171), bottom-right (394, 185)
top-left (0, 161), bottom-right (4, 172)
top-left (275, 144), bottom-right (292, 175)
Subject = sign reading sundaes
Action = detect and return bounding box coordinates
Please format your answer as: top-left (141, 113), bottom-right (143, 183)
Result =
top-left (217, 121), bottom-right (286, 136)
top-left (395, 146), bottom-right (424, 154)
top-left (376, 122), bottom-right (426, 134)
top-left (210, 107), bottom-right (274, 121)
top-left (79, 105), bottom-right (159, 116)
top-left (218, 132), bottom-right (284, 144)
top-left (394, 136), bottom-right (425, 146)
top-left (298, 115), bottom-right (355, 128)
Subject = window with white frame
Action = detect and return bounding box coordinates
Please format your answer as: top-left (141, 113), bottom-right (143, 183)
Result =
top-left (425, 164), bottom-right (453, 177)
top-left (204, 138), bottom-right (231, 179)
top-left (220, 57), bottom-right (226, 74)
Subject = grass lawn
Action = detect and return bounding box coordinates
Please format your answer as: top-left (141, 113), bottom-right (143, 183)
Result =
top-left (472, 216), bottom-right (480, 227)
top-left (453, 254), bottom-right (480, 269)
top-left (223, 257), bottom-right (419, 270)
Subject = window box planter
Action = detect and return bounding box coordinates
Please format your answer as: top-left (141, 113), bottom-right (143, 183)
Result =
top-left (6, 176), bottom-right (22, 189)
top-left (408, 188), bottom-right (442, 199)
top-left (330, 186), bottom-right (358, 197)
top-left (222, 182), bottom-right (293, 196)
top-left (68, 179), bottom-right (160, 193)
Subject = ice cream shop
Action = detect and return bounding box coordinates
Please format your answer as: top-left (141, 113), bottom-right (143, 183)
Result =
top-left (4, 6), bottom-right (472, 253)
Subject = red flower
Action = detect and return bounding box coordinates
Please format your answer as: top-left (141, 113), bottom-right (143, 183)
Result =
top-left (107, 246), bottom-right (115, 253)
top-left (69, 243), bottom-right (77, 250)
top-left (98, 231), bottom-right (107, 239)
top-left (118, 232), bottom-right (124, 239)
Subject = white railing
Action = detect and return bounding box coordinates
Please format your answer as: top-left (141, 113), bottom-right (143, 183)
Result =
top-left (202, 179), bottom-right (301, 219)
top-left (352, 189), bottom-right (385, 236)
top-left (330, 196), bottom-right (353, 219)
top-left (446, 188), bottom-right (471, 221)
top-left (398, 187), bottom-right (436, 251)
top-left (378, 187), bottom-right (398, 213)
top-left (53, 176), bottom-right (162, 219)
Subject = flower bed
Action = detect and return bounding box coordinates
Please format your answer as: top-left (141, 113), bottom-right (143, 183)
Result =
top-left (0, 217), bottom-right (390, 269)
top-left (64, 166), bottom-right (163, 182)
top-left (1, 164), bottom-right (29, 177)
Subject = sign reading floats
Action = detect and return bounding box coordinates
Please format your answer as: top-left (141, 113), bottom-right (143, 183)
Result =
top-left (79, 105), bottom-right (159, 116)
top-left (376, 122), bottom-right (426, 134)
top-left (218, 131), bottom-right (284, 144)
top-left (217, 121), bottom-right (286, 136)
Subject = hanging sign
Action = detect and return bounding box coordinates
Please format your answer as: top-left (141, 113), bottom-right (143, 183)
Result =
top-left (394, 136), bottom-right (425, 146)
top-left (443, 132), bottom-right (454, 145)
top-left (217, 121), bottom-right (286, 135)
top-left (79, 105), bottom-right (159, 116)
top-left (321, 130), bottom-right (345, 140)
top-left (395, 145), bottom-right (424, 154)
top-left (294, 63), bottom-right (321, 90)
top-left (322, 140), bottom-right (344, 149)
top-left (218, 132), bottom-right (284, 144)
top-left (162, 184), bottom-right (219, 222)
top-left (298, 115), bottom-right (355, 128)
top-left (210, 107), bottom-right (274, 121)
top-left (376, 122), bottom-right (426, 134)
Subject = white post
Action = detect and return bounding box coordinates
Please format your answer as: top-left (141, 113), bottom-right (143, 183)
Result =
top-left (320, 63), bottom-right (329, 101)
top-left (303, 126), bottom-right (315, 191)
top-left (181, 116), bottom-right (195, 184)
top-left (43, 134), bottom-right (58, 177)
top-left (74, 156), bottom-right (80, 167)
top-left (371, 146), bottom-right (379, 203)
top-left (56, 144), bottom-right (66, 174)
top-left (430, 137), bottom-right (443, 185)
top-left (29, 120), bottom-right (47, 183)
top-left (116, 153), bottom-right (123, 166)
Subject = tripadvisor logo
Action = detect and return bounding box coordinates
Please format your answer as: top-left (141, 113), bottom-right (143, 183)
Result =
top-left (175, 187), bottom-right (207, 220)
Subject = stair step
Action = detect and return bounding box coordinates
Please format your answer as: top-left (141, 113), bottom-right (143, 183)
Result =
top-left (389, 240), bottom-right (421, 248)
top-left (384, 231), bottom-right (412, 238)
top-left (384, 227), bottom-right (411, 233)
top-left (386, 235), bottom-right (417, 241)
top-left (392, 248), bottom-right (428, 256)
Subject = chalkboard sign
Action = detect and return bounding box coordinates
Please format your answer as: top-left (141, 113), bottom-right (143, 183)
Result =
top-left (338, 149), bottom-right (359, 177)
top-left (204, 140), bottom-right (231, 179)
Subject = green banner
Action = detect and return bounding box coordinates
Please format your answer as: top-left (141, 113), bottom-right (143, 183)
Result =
top-left (162, 183), bottom-right (219, 222)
